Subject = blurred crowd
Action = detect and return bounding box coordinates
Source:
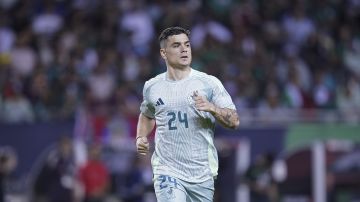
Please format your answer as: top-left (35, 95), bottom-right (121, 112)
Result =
top-left (1, 1), bottom-right (360, 201)
top-left (0, 0), bottom-right (360, 126)
top-left (28, 136), bottom-right (154, 202)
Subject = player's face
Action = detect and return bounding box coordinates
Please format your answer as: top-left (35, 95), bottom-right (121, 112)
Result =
top-left (161, 33), bottom-right (192, 69)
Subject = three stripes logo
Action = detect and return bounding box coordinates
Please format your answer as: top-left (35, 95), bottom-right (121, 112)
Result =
top-left (155, 98), bottom-right (165, 106)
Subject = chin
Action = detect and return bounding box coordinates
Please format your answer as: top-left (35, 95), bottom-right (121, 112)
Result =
top-left (180, 61), bottom-right (191, 66)
top-left (171, 62), bottom-right (190, 69)
top-left (180, 63), bottom-right (191, 68)
top-left (181, 62), bottom-right (190, 66)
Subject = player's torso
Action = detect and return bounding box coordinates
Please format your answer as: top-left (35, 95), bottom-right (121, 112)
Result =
top-left (147, 72), bottom-right (219, 181)
top-left (148, 76), bottom-right (214, 132)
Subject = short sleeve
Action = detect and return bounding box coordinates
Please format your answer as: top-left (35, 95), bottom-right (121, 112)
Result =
top-left (140, 81), bottom-right (155, 119)
top-left (210, 76), bottom-right (236, 110)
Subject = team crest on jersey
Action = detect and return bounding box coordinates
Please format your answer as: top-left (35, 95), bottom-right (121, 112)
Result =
top-left (187, 94), bottom-right (195, 105)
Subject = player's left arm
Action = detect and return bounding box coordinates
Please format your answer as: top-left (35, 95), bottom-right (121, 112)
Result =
top-left (193, 91), bottom-right (240, 129)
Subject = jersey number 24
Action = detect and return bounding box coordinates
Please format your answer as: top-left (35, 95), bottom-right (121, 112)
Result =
top-left (167, 111), bottom-right (188, 130)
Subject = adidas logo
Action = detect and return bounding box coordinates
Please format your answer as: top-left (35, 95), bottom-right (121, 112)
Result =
top-left (155, 98), bottom-right (165, 106)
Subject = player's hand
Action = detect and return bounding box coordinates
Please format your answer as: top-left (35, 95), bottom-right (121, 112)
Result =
top-left (192, 91), bottom-right (215, 113)
top-left (136, 136), bottom-right (149, 155)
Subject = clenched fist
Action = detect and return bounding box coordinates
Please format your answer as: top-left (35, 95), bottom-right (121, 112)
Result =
top-left (136, 136), bottom-right (149, 155)
top-left (192, 91), bottom-right (215, 113)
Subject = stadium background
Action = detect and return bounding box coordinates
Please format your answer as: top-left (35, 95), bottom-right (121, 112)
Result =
top-left (0, 0), bottom-right (360, 201)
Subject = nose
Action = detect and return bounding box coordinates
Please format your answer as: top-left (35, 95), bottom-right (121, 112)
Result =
top-left (181, 44), bottom-right (189, 52)
top-left (181, 45), bottom-right (188, 52)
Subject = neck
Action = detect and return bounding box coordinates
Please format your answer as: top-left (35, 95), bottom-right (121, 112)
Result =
top-left (166, 65), bottom-right (191, 81)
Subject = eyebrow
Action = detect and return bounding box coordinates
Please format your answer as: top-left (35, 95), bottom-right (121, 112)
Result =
top-left (170, 41), bottom-right (190, 46)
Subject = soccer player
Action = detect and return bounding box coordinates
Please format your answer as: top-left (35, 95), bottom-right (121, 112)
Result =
top-left (136, 26), bottom-right (240, 202)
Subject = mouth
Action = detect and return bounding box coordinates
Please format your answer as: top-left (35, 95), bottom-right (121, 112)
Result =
top-left (180, 56), bottom-right (188, 59)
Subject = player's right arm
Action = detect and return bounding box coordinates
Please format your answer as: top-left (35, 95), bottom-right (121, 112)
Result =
top-left (137, 79), bottom-right (157, 155)
top-left (136, 113), bottom-right (155, 155)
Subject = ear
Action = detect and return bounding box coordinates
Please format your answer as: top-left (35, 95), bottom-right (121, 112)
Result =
top-left (160, 49), bottom-right (167, 60)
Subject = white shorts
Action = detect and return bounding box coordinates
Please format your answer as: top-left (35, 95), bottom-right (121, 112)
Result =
top-left (153, 174), bottom-right (214, 202)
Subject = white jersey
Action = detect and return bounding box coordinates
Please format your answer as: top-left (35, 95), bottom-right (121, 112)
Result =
top-left (140, 68), bottom-right (236, 183)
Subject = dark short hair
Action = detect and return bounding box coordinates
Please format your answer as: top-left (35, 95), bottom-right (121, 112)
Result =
top-left (159, 27), bottom-right (190, 48)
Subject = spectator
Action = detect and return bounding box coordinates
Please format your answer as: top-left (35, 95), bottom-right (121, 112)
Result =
top-left (258, 81), bottom-right (290, 124)
top-left (245, 153), bottom-right (279, 202)
top-left (1, 85), bottom-right (34, 123)
top-left (312, 70), bottom-right (335, 109)
top-left (191, 17), bottom-right (233, 50)
top-left (336, 76), bottom-right (360, 123)
top-left (343, 37), bottom-right (360, 78)
top-left (78, 143), bottom-right (110, 202)
top-left (0, 147), bottom-right (17, 202)
top-left (120, 0), bottom-right (155, 56)
top-left (33, 136), bottom-right (76, 202)
top-left (0, 17), bottom-right (16, 55)
top-left (282, 2), bottom-right (315, 48)
top-left (10, 30), bottom-right (37, 78)
top-left (283, 67), bottom-right (307, 109)
top-left (31, 1), bottom-right (64, 37)
top-left (119, 156), bottom-right (147, 202)
top-left (87, 63), bottom-right (116, 103)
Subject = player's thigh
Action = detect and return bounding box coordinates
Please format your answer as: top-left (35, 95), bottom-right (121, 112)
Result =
top-left (154, 175), bottom-right (187, 202)
top-left (187, 178), bottom-right (214, 202)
